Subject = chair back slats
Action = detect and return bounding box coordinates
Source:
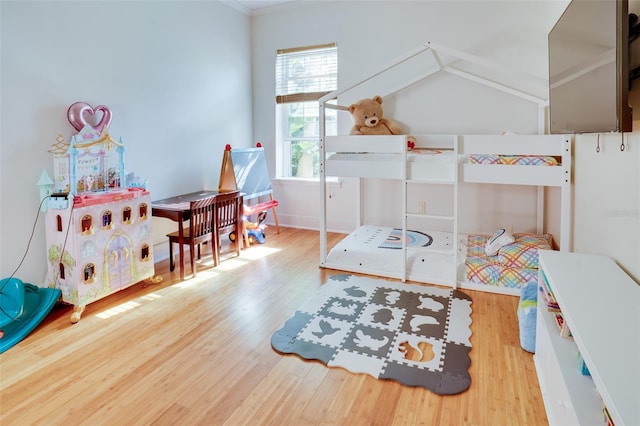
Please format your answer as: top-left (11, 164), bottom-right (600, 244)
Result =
top-left (167, 195), bottom-right (218, 279)
top-left (214, 191), bottom-right (242, 228)
top-left (189, 196), bottom-right (216, 238)
top-left (212, 191), bottom-right (243, 264)
top-left (217, 199), bottom-right (239, 228)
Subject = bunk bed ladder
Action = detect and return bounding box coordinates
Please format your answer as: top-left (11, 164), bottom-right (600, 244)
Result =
top-left (403, 135), bottom-right (460, 288)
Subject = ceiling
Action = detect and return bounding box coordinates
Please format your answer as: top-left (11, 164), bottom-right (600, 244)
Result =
top-left (234, 0), bottom-right (297, 9)
top-left (229, 0), bottom-right (302, 14)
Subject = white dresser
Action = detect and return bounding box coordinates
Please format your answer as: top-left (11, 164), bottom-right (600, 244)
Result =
top-left (535, 250), bottom-right (640, 425)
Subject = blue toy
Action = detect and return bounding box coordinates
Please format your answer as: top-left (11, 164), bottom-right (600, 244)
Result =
top-left (0, 277), bottom-right (61, 354)
top-left (230, 211), bottom-right (268, 245)
top-left (247, 228), bottom-right (266, 244)
top-left (517, 281), bottom-right (538, 353)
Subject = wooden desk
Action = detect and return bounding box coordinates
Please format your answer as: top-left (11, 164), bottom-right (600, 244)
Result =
top-left (152, 190), bottom-right (219, 280)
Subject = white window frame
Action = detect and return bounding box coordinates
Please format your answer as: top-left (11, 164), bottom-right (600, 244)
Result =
top-left (275, 43), bottom-right (337, 179)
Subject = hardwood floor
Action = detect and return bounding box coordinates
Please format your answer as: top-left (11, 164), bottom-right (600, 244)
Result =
top-left (0, 228), bottom-right (547, 425)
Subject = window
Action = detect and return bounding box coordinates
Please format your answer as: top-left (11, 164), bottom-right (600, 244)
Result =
top-left (141, 244), bottom-right (150, 261)
top-left (122, 206), bottom-right (132, 224)
top-left (276, 43), bottom-right (338, 178)
top-left (139, 203), bottom-right (148, 219)
top-left (83, 263), bottom-right (96, 283)
top-left (81, 214), bottom-right (93, 235)
top-left (59, 263), bottom-right (65, 280)
top-left (102, 210), bottom-right (113, 229)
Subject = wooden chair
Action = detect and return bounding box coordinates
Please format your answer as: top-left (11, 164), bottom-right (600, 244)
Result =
top-left (213, 190), bottom-right (243, 266)
top-left (167, 196), bottom-right (216, 279)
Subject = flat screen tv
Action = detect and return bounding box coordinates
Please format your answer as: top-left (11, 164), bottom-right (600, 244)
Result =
top-left (549, 0), bottom-right (633, 134)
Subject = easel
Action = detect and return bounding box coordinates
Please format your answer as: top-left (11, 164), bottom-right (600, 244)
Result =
top-left (218, 144), bottom-right (280, 245)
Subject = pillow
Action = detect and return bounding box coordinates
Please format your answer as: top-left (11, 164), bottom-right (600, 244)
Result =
top-left (466, 235), bottom-right (488, 257)
top-left (513, 233), bottom-right (553, 247)
top-left (498, 237), bottom-right (552, 269)
top-left (485, 228), bottom-right (515, 256)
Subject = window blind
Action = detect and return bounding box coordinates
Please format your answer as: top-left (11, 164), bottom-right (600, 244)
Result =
top-left (275, 43), bottom-right (337, 104)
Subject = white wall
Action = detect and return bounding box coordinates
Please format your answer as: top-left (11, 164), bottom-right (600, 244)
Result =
top-left (252, 1), bottom-right (566, 233)
top-left (573, 132), bottom-right (640, 282)
top-left (557, 0), bottom-right (640, 282)
top-left (0, 1), bottom-right (253, 284)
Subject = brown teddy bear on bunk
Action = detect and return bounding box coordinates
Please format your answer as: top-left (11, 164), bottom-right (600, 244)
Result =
top-left (348, 95), bottom-right (403, 135)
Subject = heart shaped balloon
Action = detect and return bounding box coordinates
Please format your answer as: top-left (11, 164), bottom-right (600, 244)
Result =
top-left (67, 102), bottom-right (112, 132)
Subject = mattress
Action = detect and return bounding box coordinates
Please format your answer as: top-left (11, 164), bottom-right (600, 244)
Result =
top-left (324, 225), bottom-right (466, 285)
top-left (324, 226), bottom-right (553, 291)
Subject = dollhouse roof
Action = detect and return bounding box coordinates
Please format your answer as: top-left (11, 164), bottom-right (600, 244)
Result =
top-left (48, 133), bottom-right (69, 155)
top-left (70, 124), bottom-right (122, 150)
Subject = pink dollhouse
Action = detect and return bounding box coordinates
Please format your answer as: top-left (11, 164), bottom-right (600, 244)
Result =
top-left (44, 104), bottom-right (155, 323)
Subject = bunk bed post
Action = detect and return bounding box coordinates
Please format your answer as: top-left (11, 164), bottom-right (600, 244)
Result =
top-left (536, 103), bottom-right (549, 236)
top-left (452, 135), bottom-right (460, 289)
top-left (402, 136), bottom-right (408, 283)
top-left (319, 100), bottom-right (327, 265)
top-left (538, 103), bottom-right (548, 135)
top-left (559, 135), bottom-right (573, 252)
top-left (357, 179), bottom-right (363, 227)
top-left (536, 187), bottom-right (545, 235)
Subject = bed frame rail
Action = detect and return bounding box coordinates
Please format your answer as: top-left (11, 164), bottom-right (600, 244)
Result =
top-left (459, 134), bottom-right (567, 156)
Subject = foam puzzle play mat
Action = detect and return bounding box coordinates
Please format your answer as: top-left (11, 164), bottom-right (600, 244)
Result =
top-left (271, 274), bottom-right (473, 395)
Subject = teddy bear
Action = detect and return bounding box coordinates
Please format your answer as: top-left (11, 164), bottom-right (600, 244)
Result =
top-left (348, 96), bottom-right (403, 135)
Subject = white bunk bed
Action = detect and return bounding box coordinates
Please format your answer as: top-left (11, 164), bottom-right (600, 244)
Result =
top-left (318, 42), bottom-right (573, 296)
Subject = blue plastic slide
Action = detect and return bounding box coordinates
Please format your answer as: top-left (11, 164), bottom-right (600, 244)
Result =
top-left (0, 277), bottom-right (61, 354)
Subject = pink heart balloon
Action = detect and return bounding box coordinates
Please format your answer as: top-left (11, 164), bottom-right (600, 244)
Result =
top-left (67, 102), bottom-right (112, 132)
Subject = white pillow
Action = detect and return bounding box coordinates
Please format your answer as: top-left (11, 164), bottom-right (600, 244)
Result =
top-left (485, 228), bottom-right (515, 256)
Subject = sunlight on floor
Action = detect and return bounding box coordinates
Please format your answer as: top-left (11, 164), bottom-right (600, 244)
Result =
top-left (96, 300), bottom-right (141, 319)
top-left (139, 293), bottom-right (163, 301)
top-left (232, 293), bottom-right (266, 324)
top-left (172, 268), bottom-right (221, 289)
top-left (239, 245), bottom-right (281, 260)
top-left (95, 245), bottom-right (282, 319)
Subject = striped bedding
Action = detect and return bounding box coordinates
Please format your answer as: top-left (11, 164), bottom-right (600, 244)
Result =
top-left (465, 233), bottom-right (553, 289)
top-left (469, 155), bottom-right (559, 166)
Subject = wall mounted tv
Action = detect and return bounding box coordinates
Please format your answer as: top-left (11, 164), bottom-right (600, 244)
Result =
top-left (549, 0), bottom-right (634, 134)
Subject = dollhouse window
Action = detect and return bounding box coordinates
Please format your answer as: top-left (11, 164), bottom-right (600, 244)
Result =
top-left (139, 203), bottom-right (148, 219)
top-left (141, 244), bottom-right (150, 260)
top-left (81, 215), bottom-right (94, 235)
top-left (59, 263), bottom-right (65, 279)
top-left (83, 263), bottom-right (96, 284)
top-left (140, 224), bottom-right (150, 238)
top-left (82, 240), bottom-right (95, 258)
top-left (102, 210), bottom-right (113, 229)
top-left (122, 206), bottom-right (132, 224)
top-left (57, 215), bottom-right (63, 232)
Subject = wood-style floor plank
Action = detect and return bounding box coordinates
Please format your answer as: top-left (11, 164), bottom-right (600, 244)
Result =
top-left (0, 228), bottom-right (547, 425)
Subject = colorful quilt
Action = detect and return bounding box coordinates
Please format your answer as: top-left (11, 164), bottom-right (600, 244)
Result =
top-left (465, 233), bottom-right (553, 288)
top-left (469, 155), bottom-right (559, 166)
